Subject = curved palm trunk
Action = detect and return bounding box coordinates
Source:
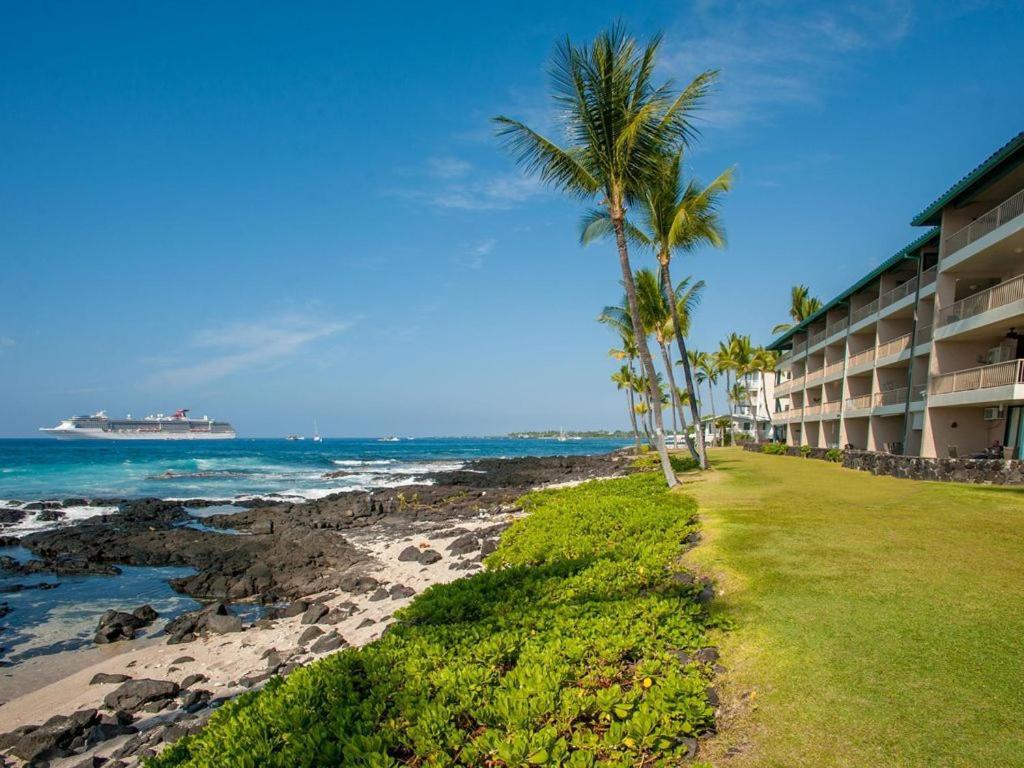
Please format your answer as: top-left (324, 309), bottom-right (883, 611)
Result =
top-left (611, 204), bottom-right (677, 487)
top-left (760, 373), bottom-right (774, 441)
top-left (659, 340), bottom-right (698, 461)
top-left (660, 261), bottom-right (707, 469)
top-left (626, 387), bottom-right (641, 453)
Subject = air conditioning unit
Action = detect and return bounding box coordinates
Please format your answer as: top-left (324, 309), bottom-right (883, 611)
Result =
top-left (983, 406), bottom-right (1005, 421)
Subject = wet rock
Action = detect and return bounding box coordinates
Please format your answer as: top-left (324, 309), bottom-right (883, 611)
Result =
top-left (90, 673), bottom-right (132, 685)
top-left (279, 600), bottom-right (308, 618)
top-left (93, 605), bottom-right (158, 644)
top-left (103, 679), bottom-right (179, 712)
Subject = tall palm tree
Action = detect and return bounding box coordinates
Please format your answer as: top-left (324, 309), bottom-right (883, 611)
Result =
top-left (495, 24), bottom-right (714, 487)
top-left (582, 148), bottom-right (731, 470)
top-left (689, 349), bottom-right (719, 421)
top-left (602, 269), bottom-right (705, 462)
top-left (772, 285), bottom-right (823, 334)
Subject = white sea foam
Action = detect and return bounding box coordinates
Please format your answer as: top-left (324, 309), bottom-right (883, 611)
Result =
top-left (1, 505), bottom-right (119, 538)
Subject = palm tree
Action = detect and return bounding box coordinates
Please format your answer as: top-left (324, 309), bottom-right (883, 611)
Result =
top-left (611, 365), bottom-right (642, 453)
top-left (772, 285), bottom-right (823, 334)
top-left (602, 269), bottom-right (705, 462)
top-left (582, 148), bottom-right (730, 470)
top-left (689, 349), bottom-right (719, 422)
top-left (494, 24), bottom-right (715, 488)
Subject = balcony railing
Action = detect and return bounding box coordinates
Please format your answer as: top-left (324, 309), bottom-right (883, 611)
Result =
top-left (937, 273), bottom-right (1024, 327)
top-left (845, 393), bottom-right (873, 410)
top-left (929, 359), bottom-right (1024, 395)
top-left (808, 327), bottom-right (827, 347)
top-left (792, 341), bottom-right (808, 357)
top-left (879, 275), bottom-right (918, 311)
top-left (826, 317), bottom-right (849, 338)
top-left (823, 360), bottom-right (844, 379)
top-left (848, 348), bottom-right (875, 369)
top-left (874, 387), bottom-right (907, 408)
top-left (876, 332), bottom-right (912, 361)
top-left (805, 368), bottom-right (824, 386)
top-left (944, 187), bottom-right (1024, 257)
top-left (911, 383), bottom-right (927, 402)
top-left (822, 401), bottom-right (841, 415)
top-left (851, 299), bottom-right (880, 324)
top-left (914, 323), bottom-right (932, 346)
top-left (920, 265), bottom-right (937, 289)
top-left (804, 404), bottom-right (822, 417)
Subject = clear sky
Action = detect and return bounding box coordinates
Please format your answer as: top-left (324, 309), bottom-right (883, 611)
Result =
top-left (1, 1), bottom-right (1022, 437)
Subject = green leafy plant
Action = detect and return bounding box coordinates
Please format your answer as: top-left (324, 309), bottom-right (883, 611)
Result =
top-left (148, 473), bottom-right (717, 768)
top-left (762, 443), bottom-right (787, 455)
top-left (800, 444), bottom-right (813, 457)
top-left (825, 448), bottom-right (843, 463)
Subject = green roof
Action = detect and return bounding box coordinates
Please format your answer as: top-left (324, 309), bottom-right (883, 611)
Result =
top-left (768, 227), bottom-right (940, 351)
top-left (911, 132), bottom-right (1024, 226)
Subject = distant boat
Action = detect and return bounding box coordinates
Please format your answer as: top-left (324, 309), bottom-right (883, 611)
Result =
top-left (286, 434), bottom-right (305, 441)
top-left (312, 420), bottom-right (323, 443)
top-left (378, 436), bottom-right (400, 442)
top-left (40, 409), bottom-right (235, 440)
top-left (557, 429), bottom-right (568, 442)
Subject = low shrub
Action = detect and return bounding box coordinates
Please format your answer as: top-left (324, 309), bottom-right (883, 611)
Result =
top-left (149, 473), bottom-right (717, 768)
top-left (761, 443), bottom-right (787, 456)
top-left (799, 444), bottom-right (813, 457)
top-left (824, 448), bottom-right (843, 463)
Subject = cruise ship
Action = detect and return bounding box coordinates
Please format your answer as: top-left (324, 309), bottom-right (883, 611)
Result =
top-left (40, 409), bottom-right (236, 440)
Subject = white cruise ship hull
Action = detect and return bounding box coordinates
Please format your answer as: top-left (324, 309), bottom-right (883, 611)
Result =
top-left (41, 427), bottom-right (236, 440)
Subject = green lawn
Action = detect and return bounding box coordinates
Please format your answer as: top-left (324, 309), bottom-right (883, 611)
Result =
top-left (686, 448), bottom-right (1024, 767)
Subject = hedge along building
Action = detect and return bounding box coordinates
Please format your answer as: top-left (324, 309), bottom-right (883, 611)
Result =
top-left (769, 132), bottom-right (1024, 459)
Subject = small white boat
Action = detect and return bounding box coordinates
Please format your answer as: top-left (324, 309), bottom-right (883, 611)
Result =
top-left (312, 420), bottom-right (323, 443)
top-left (378, 436), bottom-right (400, 442)
top-left (286, 434), bottom-right (305, 441)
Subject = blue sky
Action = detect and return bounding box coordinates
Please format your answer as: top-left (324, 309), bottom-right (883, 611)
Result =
top-left (1, 1), bottom-right (1022, 437)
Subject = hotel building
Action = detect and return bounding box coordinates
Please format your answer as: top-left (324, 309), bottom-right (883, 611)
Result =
top-left (770, 132), bottom-right (1024, 459)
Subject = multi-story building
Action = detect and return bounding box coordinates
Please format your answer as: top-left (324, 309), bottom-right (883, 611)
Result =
top-left (702, 370), bottom-right (781, 444)
top-left (770, 132), bottom-right (1024, 459)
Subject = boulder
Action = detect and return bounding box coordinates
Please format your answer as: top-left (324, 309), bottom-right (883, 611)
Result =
top-left (397, 545), bottom-right (422, 562)
top-left (103, 679), bottom-right (180, 712)
top-left (447, 534), bottom-right (480, 556)
top-left (389, 584), bottom-right (415, 599)
top-left (310, 632), bottom-right (347, 654)
top-left (298, 625), bottom-right (324, 645)
top-left (205, 613), bottom-right (242, 634)
top-left (299, 603), bottom-right (329, 624)
top-left (418, 549), bottom-right (442, 565)
top-left (180, 673), bottom-right (208, 690)
top-left (90, 672), bottom-right (132, 685)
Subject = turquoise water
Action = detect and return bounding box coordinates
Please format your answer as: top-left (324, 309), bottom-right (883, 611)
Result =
top-left (0, 437), bottom-right (624, 662)
top-left (0, 437), bottom-right (626, 502)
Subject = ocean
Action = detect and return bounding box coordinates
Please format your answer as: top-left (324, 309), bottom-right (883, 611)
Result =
top-left (0, 437), bottom-right (625, 662)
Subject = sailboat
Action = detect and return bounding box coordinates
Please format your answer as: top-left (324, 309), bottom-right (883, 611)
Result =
top-left (312, 419), bottom-right (323, 443)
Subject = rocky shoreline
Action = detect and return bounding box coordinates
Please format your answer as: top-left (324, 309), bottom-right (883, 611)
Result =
top-left (0, 451), bottom-right (631, 767)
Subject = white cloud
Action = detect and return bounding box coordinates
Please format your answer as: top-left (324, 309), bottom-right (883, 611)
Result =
top-left (145, 313), bottom-right (352, 389)
top-left (662, 1), bottom-right (915, 131)
top-left (0, 336), bottom-right (14, 351)
top-left (389, 157), bottom-right (547, 212)
top-left (459, 238), bottom-right (497, 270)
top-left (426, 156), bottom-right (472, 179)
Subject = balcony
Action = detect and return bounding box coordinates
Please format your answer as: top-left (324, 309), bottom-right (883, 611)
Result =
top-left (929, 359), bottom-right (1024, 407)
top-left (821, 401), bottom-right (842, 417)
top-left (944, 188), bottom-right (1024, 258)
top-left (936, 273), bottom-right (1024, 332)
top-left (804, 404), bottom-right (822, 420)
top-left (792, 340), bottom-right (809, 360)
top-left (920, 265), bottom-right (937, 291)
top-left (914, 323), bottom-right (932, 348)
top-left (823, 360), bottom-right (845, 381)
top-left (826, 317), bottom-right (849, 339)
top-left (805, 367), bottom-right (824, 386)
top-left (879, 275), bottom-right (918, 313)
top-left (851, 299), bottom-right (879, 325)
top-left (808, 327), bottom-right (828, 348)
top-left (875, 332), bottom-right (912, 363)
top-left (845, 393), bottom-right (873, 414)
top-left (847, 348), bottom-right (875, 371)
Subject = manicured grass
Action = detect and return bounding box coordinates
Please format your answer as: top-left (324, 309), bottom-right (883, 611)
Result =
top-left (150, 472), bottom-right (717, 767)
top-left (685, 448), bottom-right (1024, 767)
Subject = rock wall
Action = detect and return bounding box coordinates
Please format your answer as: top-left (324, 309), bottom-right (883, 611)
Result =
top-left (742, 443), bottom-right (1024, 485)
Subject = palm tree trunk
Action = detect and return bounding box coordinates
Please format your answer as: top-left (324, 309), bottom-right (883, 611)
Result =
top-left (659, 262), bottom-right (707, 469)
top-left (760, 375), bottom-right (774, 442)
top-left (626, 387), bottom-right (641, 453)
top-left (611, 203), bottom-right (677, 487)
top-left (659, 341), bottom-right (698, 462)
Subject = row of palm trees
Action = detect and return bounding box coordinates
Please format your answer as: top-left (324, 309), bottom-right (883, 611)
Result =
top-left (494, 24), bottom-right (727, 485)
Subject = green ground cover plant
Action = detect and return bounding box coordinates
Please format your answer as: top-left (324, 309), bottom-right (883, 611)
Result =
top-left (150, 470), bottom-right (718, 768)
top-left (688, 448), bottom-right (1024, 767)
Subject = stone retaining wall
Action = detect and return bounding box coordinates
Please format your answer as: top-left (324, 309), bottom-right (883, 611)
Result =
top-left (742, 443), bottom-right (1024, 485)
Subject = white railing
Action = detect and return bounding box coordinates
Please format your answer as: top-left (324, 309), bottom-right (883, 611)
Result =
top-left (914, 323), bottom-right (932, 347)
top-left (826, 317), bottom-right (849, 338)
top-left (845, 393), bottom-right (873, 410)
top-left (937, 273), bottom-right (1024, 327)
top-left (920, 265), bottom-right (937, 289)
top-left (929, 359), bottom-right (1024, 395)
top-left (944, 188), bottom-right (1024, 257)
top-left (876, 332), bottom-right (912, 361)
top-left (823, 360), bottom-right (844, 379)
top-left (852, 299), bottom-right (879, 324)
top-left (879, 276), bottom-right (918, 311)
top-left (848, 348), bottom-right (875, 369)
top-left (874, 387), bottom-right (907, 408)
